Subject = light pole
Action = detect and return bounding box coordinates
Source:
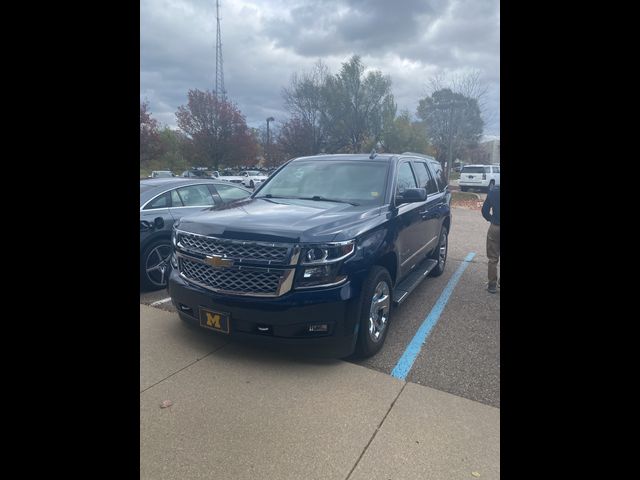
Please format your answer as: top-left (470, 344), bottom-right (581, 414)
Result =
top-left (266, 117), bottom-right (274, 167)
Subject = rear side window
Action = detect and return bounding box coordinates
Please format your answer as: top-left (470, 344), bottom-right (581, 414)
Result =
top-left (494, 166), bottom-right (500, 173)
top-left (175, 185), bottom-right (215, 207)
top-left (144, 192), bottom-right (170, 210)
top-left (429, 161), bottom-right (447, 191)
top-left (396, 162), bottom-right (417, 194)
top-left (413, 161), bottom-right (439, 195)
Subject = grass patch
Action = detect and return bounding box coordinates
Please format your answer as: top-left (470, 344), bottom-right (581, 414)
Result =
top-left (451, 191), bottom-right (479, 202)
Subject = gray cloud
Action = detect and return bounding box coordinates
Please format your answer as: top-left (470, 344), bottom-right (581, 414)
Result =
top-left (141, 0), bottom-right (499, 136)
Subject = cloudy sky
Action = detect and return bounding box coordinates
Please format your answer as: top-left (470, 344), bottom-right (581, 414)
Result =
top-left (141, 0), bottom-right (500, 137)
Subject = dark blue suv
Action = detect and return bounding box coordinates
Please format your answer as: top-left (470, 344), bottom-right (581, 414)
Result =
top-left (167, 152), bottom-right (451, 358)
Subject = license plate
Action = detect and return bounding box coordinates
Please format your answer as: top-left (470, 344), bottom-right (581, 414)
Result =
top-left (199, 307), bottom-right (230, 334)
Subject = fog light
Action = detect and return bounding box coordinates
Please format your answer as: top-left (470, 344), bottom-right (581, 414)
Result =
top-left (309, 324), bottom-right (328, 332)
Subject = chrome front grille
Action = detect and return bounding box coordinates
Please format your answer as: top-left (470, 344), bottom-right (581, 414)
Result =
top-left (178, 232), bottom-right (290, 264)
top-left (180, 257), bottom-right (287, 296)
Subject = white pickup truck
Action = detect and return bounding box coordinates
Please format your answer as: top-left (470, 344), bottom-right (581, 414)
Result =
top-left (240, 170), bottom-right (269, 189)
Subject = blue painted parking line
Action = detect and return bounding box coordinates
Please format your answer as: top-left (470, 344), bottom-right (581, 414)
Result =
top-left (391, 252), bottom-right (476, 381)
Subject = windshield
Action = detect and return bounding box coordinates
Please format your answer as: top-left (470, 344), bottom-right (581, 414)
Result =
top-left (256, 160), bottom-right (389, 206)
top-left (246, 170), bottom-right (261, 175)
top-left (461, 166), bottom-right (490, 174)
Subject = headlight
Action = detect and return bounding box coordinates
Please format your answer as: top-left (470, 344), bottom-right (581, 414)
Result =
top-left (300, 241), bottom-right (355, 265)
top-left (170, 252), bottom-right (178, 269)
top-left (295, 240), bottom-right (355, 288)
top-left (171, 228), bottom-right (178, 247)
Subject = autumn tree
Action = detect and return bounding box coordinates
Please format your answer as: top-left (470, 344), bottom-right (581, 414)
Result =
top-left (140, 101), bottom-right (164, 166)
top-left (176, 89), bottom-right (258, 171)
top-left (276, 117), bottom-right (316, 160)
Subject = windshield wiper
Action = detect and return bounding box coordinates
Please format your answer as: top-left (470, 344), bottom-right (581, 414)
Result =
top-left (257, 194), bottom-right (359, 206)
top-left (256, 194), bottom-right (297, 199)
top-left (299, 196), bottom-right (360, 206)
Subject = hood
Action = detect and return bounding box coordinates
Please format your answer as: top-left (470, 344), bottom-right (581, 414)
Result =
top-left (175, 197), bottom-right (387, 244)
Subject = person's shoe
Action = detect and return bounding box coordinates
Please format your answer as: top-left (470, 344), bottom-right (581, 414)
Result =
top-left (487, 283), bottom-right (497, 294)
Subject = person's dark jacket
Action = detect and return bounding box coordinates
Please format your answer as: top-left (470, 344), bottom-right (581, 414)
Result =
top-left (481, 185), bottom-right (500, 225)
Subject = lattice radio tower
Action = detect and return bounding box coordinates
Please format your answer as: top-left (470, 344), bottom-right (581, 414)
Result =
top-left (215, 0), bottom-right (226, 100)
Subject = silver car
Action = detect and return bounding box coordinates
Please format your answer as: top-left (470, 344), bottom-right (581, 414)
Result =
top-left (140, 178), bottom-right (252, 290)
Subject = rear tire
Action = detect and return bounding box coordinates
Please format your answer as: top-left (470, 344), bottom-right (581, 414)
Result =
top-left (429, 226), bottom-right (448, 277)
top-left (354, 266), bottom-right (393, 358)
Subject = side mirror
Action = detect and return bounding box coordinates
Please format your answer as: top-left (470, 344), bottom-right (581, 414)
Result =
top-left (153, 217), bottom-right (165, 230)
top-left (396, 187), bottom-right (427, 204)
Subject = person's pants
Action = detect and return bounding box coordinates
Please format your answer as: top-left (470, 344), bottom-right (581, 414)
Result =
top-left (487, 223), bottom-right (500, 287)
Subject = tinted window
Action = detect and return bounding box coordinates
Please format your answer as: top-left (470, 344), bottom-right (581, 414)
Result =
top-left (396, 162), bottom-right (417, 194)
top-left (144, 192), bottom-right (170, 209)
top-left (429, 161), bottom-right (447, 191)
top-left (175, 185), bottom-right (215, 207)
top-left (214, 184), bottom-right (251, 203)
top-left (461, 166), bottom-right (486, 174)
top-left (413, 161), bottom-right (439, 195)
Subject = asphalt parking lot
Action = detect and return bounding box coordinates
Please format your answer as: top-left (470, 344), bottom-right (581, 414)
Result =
top-left (140, 205), bottom-right (499, 478)
top-left (140, 206), bottom-right (499, 407)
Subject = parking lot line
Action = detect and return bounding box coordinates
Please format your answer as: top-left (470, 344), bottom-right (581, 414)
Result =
top-left (391, 252), bottom-right (476, 381)
top-left (150, 297), bottom-right (172, 307)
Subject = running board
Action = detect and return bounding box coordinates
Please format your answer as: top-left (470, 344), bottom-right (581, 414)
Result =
top-left (393, 259), bottom-right (438, 306)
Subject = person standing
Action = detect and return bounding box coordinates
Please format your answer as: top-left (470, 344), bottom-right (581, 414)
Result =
top-left (481, 184), bottom-right (500, 293)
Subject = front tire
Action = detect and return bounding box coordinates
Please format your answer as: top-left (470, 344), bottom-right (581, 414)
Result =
top-left (354, 266), bottom-right (393, 358)
top-left (250, 180), bottom-right (255, 189)
top-left (141, 239), bottom-right (172, 291)
top-left (429, 226), bottom-right (448, 277)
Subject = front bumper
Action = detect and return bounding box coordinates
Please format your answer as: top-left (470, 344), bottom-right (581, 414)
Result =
top-left (167, 269), bottom-right (360, 358)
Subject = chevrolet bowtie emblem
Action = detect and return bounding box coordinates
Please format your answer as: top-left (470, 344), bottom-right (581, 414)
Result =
top-left (205, 255), bottom-right (234, 268)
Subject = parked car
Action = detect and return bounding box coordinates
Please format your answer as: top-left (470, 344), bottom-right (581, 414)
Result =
top-left (140, 178), bottom-right (252, 291)
top-left (149, 170), bottom-right (175, 178)
top-left (168, 152), bottom-right (451, 358)
top-left (181, 169), bottom-right (213, 178)
top-left (459, 164), bottom-right (500, 192)
top-left (241, 170), bottom-right (269, 188)
top-left (217, 171), bottom-right (246, 185)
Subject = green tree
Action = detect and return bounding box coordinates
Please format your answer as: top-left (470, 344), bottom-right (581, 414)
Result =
top-left (322, 55), bottom-right (396, 153)
top-left (377, 110), bottom-right (430, 154)
top-left (416, 88), bottom-right (483, 178)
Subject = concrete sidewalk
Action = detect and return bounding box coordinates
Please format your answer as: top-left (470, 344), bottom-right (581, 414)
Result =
top-left (140, 305), bottom-right (499, 479)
